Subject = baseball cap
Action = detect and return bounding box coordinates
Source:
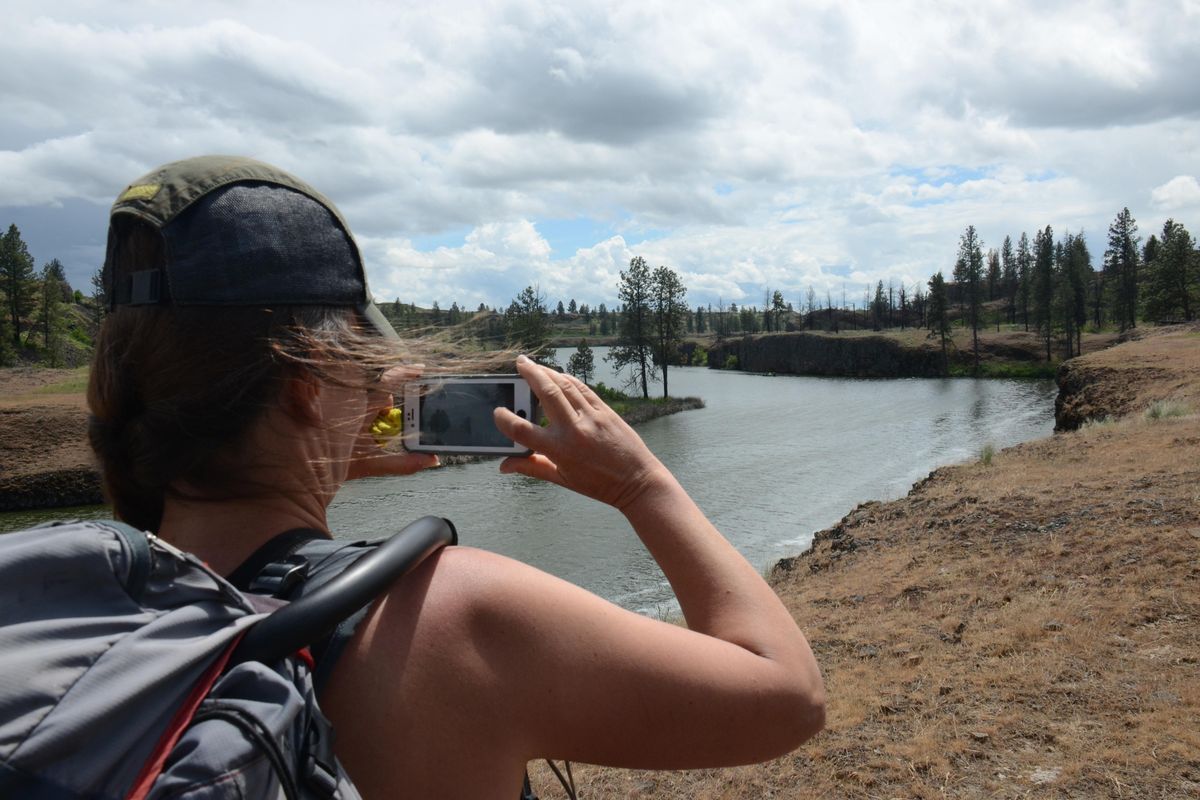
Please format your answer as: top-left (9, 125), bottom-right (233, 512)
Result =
top-left (104, 155), bottom-right (398, 339)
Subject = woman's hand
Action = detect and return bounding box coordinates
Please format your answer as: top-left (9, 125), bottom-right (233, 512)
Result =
top-left (346, 366), bottom-right (439, 481)
top-left (493, 356), bottom-right (673, 511)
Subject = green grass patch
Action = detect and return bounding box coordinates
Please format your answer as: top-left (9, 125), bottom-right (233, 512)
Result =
top-left (948, 361), bottom-right (1059, 379)
top-left (979, 443), bottom-right (995, 466)
top-left (32, 367), bottom-right (90, 395)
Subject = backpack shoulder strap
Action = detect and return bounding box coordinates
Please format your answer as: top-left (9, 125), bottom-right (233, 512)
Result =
top-left (229, 517), bottom-right (456, 675)
top-left (225, 528), bottom-right (329, 597)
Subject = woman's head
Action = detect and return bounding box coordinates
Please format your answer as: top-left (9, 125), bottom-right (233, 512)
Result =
top-left (89, 156), bottom-right (411, 530)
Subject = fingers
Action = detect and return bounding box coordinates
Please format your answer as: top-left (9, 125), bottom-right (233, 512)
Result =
top-left (515, 356), bottom-right (578, 422)
top-left (347, 450), bottom-right (439, 481)
top-left (499, 453), bottom-right (564, 486)
top-left (494, 406), bottom-right (547, 452)
top-left (561, 371), bottom-right (607, 412)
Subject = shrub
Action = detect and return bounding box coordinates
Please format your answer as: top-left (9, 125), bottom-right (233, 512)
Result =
top-left (591, 381), bottom-right (629, 402)
top-left (979, 443), bottom-right (996, 466)
top-left (1144, 400), bottom-right (1191, 421)
top-left (690, 345), bottom-right (708, 366)
top-left (723, 354), bottom-right (739, 370)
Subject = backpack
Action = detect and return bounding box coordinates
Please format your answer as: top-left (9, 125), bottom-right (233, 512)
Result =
top-left (0, 515), bottom-right (456, 799)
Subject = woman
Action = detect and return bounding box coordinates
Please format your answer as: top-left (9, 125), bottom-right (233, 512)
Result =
top-left (90, 155), bottom-right (824, 798)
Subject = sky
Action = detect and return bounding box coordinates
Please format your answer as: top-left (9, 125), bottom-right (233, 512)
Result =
top-left (2, 0), bottom-right (1198, 311)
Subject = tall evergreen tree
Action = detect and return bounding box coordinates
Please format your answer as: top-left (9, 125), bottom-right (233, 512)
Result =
top-left (1001, 235), bottom-right (1018, 324)
top-left (1056, 233), bottom-right (1091, 358)
top-left (1104, 208), bottom-right (1140, 332)
top-left (1017, 231), bottom-right (1033, 331)
top-left (566, 338), bottom-right (595, 385)
top-left (1, 224), bottom-right (37, 348)
top-left (958, 225), bottom-right (985, 372)
top-left (90, 265), bottom-right (109, 326)
top-left (770, 289), bottom-right (787, 332)
top-left (650, 265), bottom-right (688, 398)
top-left (1142, 234), bottom-right (1160, 269)
top-left (36, 261), bottom-right (68, 366)
top-left (505, 285), bottom-right (551, 356)
top-left (926, 271), bottom-right (951, 375)
top-left (1033, 226), bottom-right (1056, 361)
top-left (986, 248), bottom-right (1000, 303)
top-left (870, 280), bottom-right (886, 331)
top-left (608, 257), bottom-right (656, 398)
top-left (1143, 219), bottom-right (1197, 322)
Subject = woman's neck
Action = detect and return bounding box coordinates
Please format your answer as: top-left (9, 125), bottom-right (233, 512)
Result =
top-left (158, 491), bottom-right (331, 577)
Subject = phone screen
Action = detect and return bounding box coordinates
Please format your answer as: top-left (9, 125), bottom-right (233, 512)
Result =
top-left (418, 383), bottom-right (516, 448)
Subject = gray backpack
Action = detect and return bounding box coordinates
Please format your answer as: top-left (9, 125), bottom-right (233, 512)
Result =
top-left (0, 516), bottom-right (455, 799)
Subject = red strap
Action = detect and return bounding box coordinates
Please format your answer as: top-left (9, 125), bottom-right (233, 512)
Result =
top-left (125, 634), bottom-right (243, 800)
top-left (295, 646), bottom-right (315, 671)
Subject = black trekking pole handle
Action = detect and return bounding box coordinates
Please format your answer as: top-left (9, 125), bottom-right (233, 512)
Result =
top-left (230, 515), bottom-right (457, 666)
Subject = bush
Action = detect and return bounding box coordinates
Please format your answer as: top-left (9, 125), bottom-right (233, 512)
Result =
top-left (723, 354), bottom-right (739, 371)
top-left (979, 443), bottom-right (996, 466)
top-left (591, 381), bottom-right (629, 402)
top-left (1144, 400), bottom-right (1191, 421)
top-left (690, 345), bottom-right (708, 366)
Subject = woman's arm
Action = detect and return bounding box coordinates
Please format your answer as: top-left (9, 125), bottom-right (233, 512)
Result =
top-left (487, 357), bottom-right (825, 764)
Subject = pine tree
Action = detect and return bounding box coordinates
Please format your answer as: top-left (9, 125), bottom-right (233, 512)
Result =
top-left (1017, 232), bottom-right (1033, 331)
top-left (871, 280), bottom-right (886, 331)
top-left (1, 224), bottom-right (37, 348)
top-left (1104, 208), bottom-right (1140, 331)
top-left (36, 261), bottom-right (68, 366)
top-left (958, 225), bottom-right (985, 372)
top-left (771, 290), bottom-right (787, 332)
top-left (1143, 219), bottom-right (1197, 322)
top-left (505, 285), bottom-right (551, 357)
top-left (927, 271), bottom-right (951, 375)
top-left (1001, 235), bottom-right (1018, 324)
top-left (1033, 226), bottom-right (1056, 361)
top-left (607, 257), bottom-right (656, 398)
top-left (986, 248), bottom-right (1000, 303)
top-left (650, 265), bottom-right (688, 398)
top-left (1056, 233), bottom-right (1091, 358)
top-left (566, 338), bottom-right (595, 385)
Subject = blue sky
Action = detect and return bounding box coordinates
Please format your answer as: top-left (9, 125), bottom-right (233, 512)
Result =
top-left (2, 1), bottom-right (1198, 310)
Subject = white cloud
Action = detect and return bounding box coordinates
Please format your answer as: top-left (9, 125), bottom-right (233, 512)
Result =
top-left (2, 0), bottom-right (1199, 304)
top-left (1151, 176), bottom-right (1200, 211)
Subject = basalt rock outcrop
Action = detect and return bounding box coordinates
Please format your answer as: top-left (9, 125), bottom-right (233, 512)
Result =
top-left (707, 333), bottom-right (946, 378)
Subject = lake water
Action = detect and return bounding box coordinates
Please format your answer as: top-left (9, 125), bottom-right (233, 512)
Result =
top-left (1, 348), bottom-right (1057, 612)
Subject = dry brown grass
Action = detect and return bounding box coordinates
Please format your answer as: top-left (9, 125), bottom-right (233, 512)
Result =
top-left (530, 327), bottom-right (1200, 799)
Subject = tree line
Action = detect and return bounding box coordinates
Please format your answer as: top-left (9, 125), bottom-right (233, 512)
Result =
top-left (5, 205), bottom-right (1195, 374)
top-left (0, 224), bottom-right (87, 367)
top-left (924, 210), bottom-right (1199, 371)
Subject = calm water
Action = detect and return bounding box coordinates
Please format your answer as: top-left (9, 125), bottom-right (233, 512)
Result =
top-left (1, 348), bottom-right (1056, 612)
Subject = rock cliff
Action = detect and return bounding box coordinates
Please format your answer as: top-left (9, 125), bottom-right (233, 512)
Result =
top-left (706, 333), bottom-right (946, 378)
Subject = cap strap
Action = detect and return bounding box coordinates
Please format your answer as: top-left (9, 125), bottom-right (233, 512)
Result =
top-left (128, 269), bottom-right (163, 305)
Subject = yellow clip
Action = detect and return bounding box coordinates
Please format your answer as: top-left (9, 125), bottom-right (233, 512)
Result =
top-left (370, 407), bottom-right (404, 445)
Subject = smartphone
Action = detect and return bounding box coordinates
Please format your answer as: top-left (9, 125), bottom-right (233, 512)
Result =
top-left (402, 375), bottom-right (537, 456)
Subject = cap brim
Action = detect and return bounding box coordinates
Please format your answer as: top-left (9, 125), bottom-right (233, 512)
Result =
top-left (361, 300), bottom-right (400, 340)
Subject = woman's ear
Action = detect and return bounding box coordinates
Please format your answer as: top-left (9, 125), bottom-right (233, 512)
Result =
top-left (280, 371), bottom-right (324, 427)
